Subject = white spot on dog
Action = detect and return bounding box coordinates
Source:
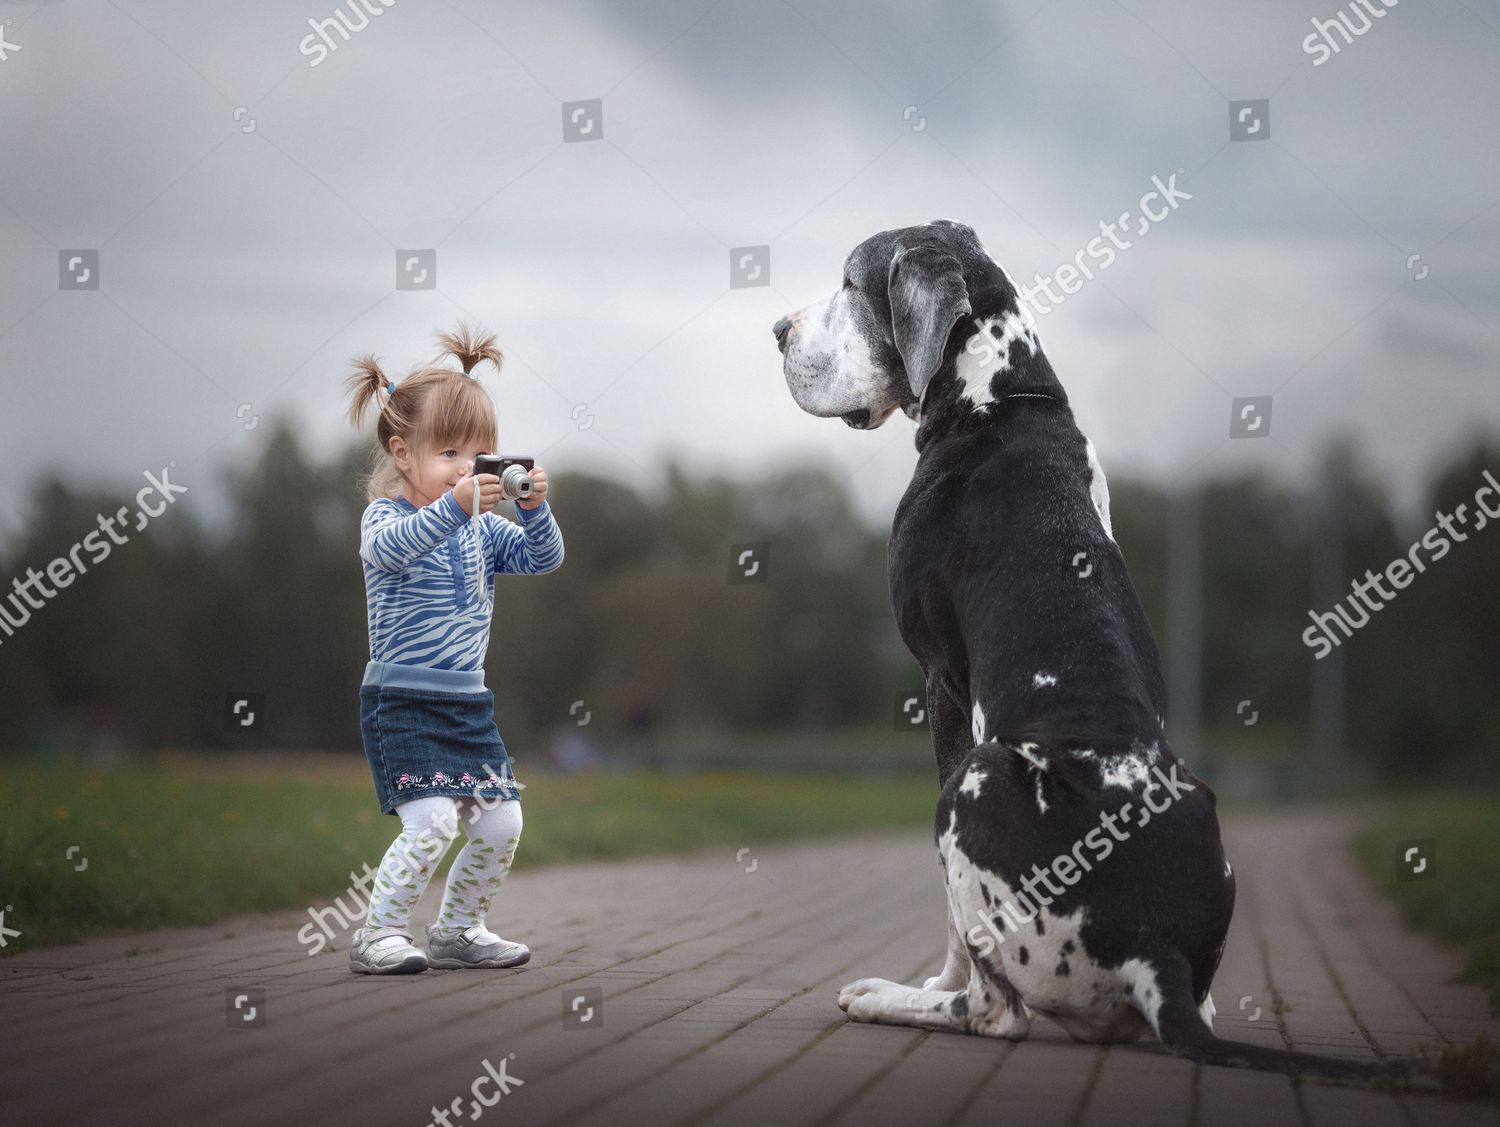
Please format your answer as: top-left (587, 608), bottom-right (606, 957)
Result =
top-left (972, 702), bottom-right (986, 744)
top-left (955, 313), bottom-right (1038, 411)
top-left (1096, 742), bottom-right (1160, 790)
top-left (1000, 741), bottom-right (1049, 812)
top-left (1084, 438), bottom-right (1115, 542)
top-left (959, 766), bottom-right (987, 799)
top-left (1121, 959), bottom-right (1164, 1031)
top-left (1199, 991), bottom-right (1216, 1032)
top-left (1014, 742), bottom-right (1048, 771)
top-left (1033, 672), bottom-right (1058, 688)
top-left (1224, 859), bottom-right (1233, 879)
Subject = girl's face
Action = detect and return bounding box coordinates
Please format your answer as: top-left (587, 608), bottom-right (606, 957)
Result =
top-left (392, 436), bottom-right (492, 507)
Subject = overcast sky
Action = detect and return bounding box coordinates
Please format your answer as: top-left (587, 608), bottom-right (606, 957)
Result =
top-left (1, 0), bottom-right (1497, 541)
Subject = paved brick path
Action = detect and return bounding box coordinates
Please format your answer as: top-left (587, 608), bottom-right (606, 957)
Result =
top-left (3, 807), bottom-right (1496, 1126)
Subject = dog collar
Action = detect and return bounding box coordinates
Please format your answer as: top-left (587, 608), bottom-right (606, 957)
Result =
top-left (911, 390), bottom-right (1061, 430)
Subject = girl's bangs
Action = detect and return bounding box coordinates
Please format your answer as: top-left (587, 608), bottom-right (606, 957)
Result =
top-left (413, 378), bottom-right (498, 457)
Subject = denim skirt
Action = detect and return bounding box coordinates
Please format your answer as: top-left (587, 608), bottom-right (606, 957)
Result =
top-left (359, 660), bottom-right (522, 817)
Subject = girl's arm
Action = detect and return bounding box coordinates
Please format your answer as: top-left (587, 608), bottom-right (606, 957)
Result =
top-left (484, 500), bottom-right (564, 575)
top-left (360, 493), bottom-right (469, 572)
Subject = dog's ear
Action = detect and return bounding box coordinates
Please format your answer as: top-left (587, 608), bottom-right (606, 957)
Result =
top-left (888, 243), bottom-right (972, 401)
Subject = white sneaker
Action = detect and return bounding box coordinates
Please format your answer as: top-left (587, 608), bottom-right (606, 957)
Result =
top-left (425, 923), bottom-right (531, 969)
top-left (349, 925), bottom-right (429, 974)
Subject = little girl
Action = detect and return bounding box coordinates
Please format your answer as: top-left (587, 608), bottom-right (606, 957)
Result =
top-left (343, 324), bottom-right (564, 974)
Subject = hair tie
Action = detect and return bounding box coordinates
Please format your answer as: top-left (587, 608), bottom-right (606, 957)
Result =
top-left (386, 380), bottom-right (397, 395)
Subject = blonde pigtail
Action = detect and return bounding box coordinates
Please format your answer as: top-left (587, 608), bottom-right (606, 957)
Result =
top-left (435, 323), bottom-right (504, 376)
top-left (345, 354), bottom-right (394, 429)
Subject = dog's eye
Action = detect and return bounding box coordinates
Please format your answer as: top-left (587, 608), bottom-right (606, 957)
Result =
top-left (842, 275), bottom-right (856, 292)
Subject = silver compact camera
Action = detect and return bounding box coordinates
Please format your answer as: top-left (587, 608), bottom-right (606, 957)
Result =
top-left (473, 454), bottom-right (534, 502)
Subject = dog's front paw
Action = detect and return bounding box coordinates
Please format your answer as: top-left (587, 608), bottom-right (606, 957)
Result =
top-left (838, 976), bottom-right (900, 1012)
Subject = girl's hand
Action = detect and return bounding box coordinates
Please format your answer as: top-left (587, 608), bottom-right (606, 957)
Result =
top-left (517, 464), bottom-right (549, 510)
top-left (452, 462), bottom-right (503, 516)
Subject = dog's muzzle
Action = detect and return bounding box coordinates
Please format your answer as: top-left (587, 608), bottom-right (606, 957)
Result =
top-left (772, 316), bottom-right (792, 355)
top-left (841, 409), bottom-right (871, 429)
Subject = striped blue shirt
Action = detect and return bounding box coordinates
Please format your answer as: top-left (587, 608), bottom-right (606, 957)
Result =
top-left (359, 491), bottom-right (564, 671)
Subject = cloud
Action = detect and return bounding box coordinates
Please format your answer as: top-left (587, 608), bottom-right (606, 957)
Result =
top-left (1, 0), bottom-right (1497, 541)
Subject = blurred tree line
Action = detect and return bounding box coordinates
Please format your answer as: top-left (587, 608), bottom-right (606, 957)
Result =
top-left (0, 417), bottom-right (1495, 787)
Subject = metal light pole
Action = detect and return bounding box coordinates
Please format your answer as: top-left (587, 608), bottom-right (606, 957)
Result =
top-left (1309, 475), bottom-right (1347, 793)
top-left (1165, 487), bottom-right (1205, 777)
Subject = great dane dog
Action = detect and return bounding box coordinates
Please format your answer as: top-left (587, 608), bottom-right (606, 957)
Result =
top-left (773, 219), bottom-right (1409, 1080)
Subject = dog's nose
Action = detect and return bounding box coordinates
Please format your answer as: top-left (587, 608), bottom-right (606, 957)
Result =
top-left (772, 316), bottom-right (792, 353)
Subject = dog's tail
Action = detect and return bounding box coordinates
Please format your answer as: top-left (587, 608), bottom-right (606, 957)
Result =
top-left (1140, 957), bottom-right (1415, 1083)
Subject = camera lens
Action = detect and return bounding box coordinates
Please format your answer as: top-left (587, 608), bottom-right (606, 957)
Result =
top-left (501, 464), bottom-right (533, 501)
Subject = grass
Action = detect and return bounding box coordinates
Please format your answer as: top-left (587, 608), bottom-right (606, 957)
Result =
top-left (0, 753), bottom-right (933, 952)
top-left (1354, 794), bottom-right (1500, 1013)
